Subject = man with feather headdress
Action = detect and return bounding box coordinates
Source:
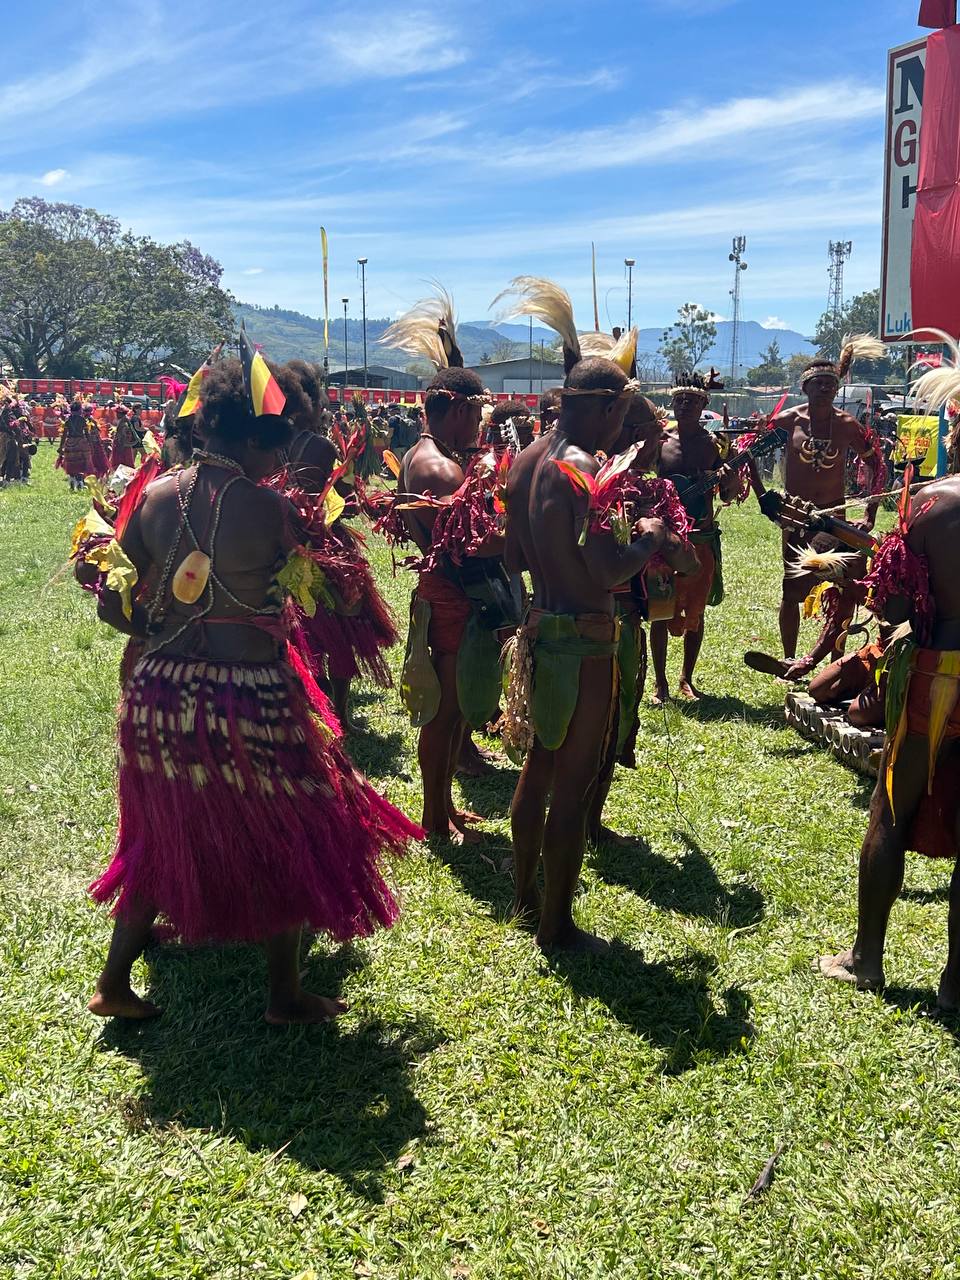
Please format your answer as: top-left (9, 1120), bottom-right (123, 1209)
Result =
top-left (820, 339), bottom-right (960, 1006)
top-left (496, 277), bottom-right (696, 950)
top-left (380, 290), bottom-right (518, 843)
top-left (750, 335), bottom-right (887, 662)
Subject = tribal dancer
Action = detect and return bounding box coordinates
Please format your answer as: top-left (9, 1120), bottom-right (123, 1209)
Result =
top-left (380, 290), bottom-right (517, 843)
top-left (274, 362), bottom-right (397, 729)
top-left (110, 405), bottom-right (139, 470)
top-left (820, 343), bottom-right (960, 1005)
top-left (86, 404), bottom-right (110, 479)
top-left (57, 400), bottom-right (93, 490)
top-left (498, 277), bottom-right (695, 949)
top-left (651, 370), bottom-right (739, 704)
top-left (751, 336), bottom-right (886, 661)
top-left (75, 354), bottom-right (421, 1023)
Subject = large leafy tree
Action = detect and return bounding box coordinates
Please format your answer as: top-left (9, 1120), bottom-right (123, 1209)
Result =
top-left (98, 236), bottom-right (234, 378)
top-left (658, 303), bottom-right (717, 379)
top-left (0, 198), bottom-right (233, 378)
top-left (813, 288), bottom-right (906, 382)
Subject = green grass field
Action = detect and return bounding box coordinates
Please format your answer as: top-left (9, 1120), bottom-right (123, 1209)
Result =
top-left (2, 451), bottom-right (959, 1280)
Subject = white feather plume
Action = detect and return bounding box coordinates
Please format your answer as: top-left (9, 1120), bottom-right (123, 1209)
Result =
top-left (787, 548), bottom-right (858, 581)
top-left (576, 327), bottom-right (638, 374)
top-left (381, 286), bottom-right (458, 370)
top-left (490, 276), bottom-right (580, 364)
top-left (837, 333), bottom-right (887, 379)
top-left (905, 328), bottom-right (960, 412)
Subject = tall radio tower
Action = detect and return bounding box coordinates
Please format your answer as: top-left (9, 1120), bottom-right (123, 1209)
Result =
top-left (827, 240), bottom-right (853, 358)
top-left (728, 235), bottom-right (747, 383)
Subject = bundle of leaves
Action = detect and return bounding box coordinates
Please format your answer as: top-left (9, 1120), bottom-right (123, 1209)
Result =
top-left (555, 443), bottom-right (692, 548)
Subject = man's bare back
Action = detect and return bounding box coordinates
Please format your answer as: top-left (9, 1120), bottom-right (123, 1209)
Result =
top-left (907, 475), bottom-right (960, 646)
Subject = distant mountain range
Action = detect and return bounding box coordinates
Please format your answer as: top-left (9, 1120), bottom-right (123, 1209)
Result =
top-left (236, 303), bottom-right (815, 373)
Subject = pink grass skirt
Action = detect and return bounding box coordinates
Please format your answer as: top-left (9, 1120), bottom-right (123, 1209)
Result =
top-left (299, 585), bottom-right (398, 685)
top-left (90, 654), bottom-right (422, 943)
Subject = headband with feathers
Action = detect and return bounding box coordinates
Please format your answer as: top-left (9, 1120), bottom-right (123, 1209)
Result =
top-left (801, 333), bottom-right (887, 386)
top-left (381, 286), bottom-right (464, 370)
top-left (670, 367), bottom-right (725, 400)
top-left (906, 328), bottom-right (960, 412)
top-left (491, 276), bottom-right (582, 375)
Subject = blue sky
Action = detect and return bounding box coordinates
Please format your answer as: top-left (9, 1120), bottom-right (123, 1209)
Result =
top-left (0, 0), bottom-right (922, 336)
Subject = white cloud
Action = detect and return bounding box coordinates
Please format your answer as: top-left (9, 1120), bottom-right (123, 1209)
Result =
top-left (39, 168), bottom-right (68, 186)
top-left (318, 11), bottom-right (465, 77)
top-left (479, 81), bottom-right (885, 176)
top-left (761, 315), bottom-right (790, 329)
top-left (242, 267), bottom-right (264, 275)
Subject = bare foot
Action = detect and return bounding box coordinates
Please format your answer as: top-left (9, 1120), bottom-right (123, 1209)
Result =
top-left (453, 808), bottom-right (484, 825)
top-left (593, 824), bottom-right (631, 847)
top-left (677, 679), bottom-right (703, 701)
top-left (650, 685), bottom-right (670, 707)
top-left (88, 987), bottom-right (161, 1020)
top-left (265, 992), bottom-right (348, 1025)
top-left (427, 820), bottom-right (481, 846)
top-left (537, 925), bottom-right (612, 954)
top-left (817, 949), bottom-right (884, 991)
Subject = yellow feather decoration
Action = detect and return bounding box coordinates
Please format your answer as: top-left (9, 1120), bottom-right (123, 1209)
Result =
top-left (885, 703), bottom-right (910, 821)
top-left (383, 449), bottom-right (401, 478)
top-left (925, 651), bottom-right (960, 794)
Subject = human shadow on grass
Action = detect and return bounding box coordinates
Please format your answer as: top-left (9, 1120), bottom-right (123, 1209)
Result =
top-left (592, 830), bottom-right (764, 927)
top-left (456, 758), bottom-right (521, 823)
top-left (99, 941), bottom-right (440, 1196)
top-left (430, 829), bottom-right (516, 918)
top-left (546, 943), bottom-right (754, 1073)
top-left (665, 693), bottom-right (791, 730)
top-left (346, 726), bottom-right (412, 783)
top-left (880, 986), bottom-right (960, 1045)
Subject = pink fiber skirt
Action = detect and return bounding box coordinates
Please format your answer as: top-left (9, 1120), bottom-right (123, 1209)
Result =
top-left (90, 654), bottom-right (422, 943)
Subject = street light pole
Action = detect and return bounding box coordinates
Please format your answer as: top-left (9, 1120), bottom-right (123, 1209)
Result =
top-left (341, 297), bottom-right (349, 392)
top-left (624, 258), bottom-right (635, 330)
top-left (357, 258), bottom-right (368, 389)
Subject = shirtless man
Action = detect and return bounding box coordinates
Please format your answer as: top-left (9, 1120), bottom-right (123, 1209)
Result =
top-left (651, 374), bottom-right (738, 703)
top-left (399, 365), bottom-right (497, 842)
top-left (820, 474), bottom-right (960, 1007)
top-left (752, 346), bottom-right (883, 660)
top-left (506, 359), bottom-right (695, 950)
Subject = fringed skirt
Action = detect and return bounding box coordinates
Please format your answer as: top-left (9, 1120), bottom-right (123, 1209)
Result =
top-left (300, 570), bottom-right (398, 686)
top-left (90, 654), bottom-right (423, 943)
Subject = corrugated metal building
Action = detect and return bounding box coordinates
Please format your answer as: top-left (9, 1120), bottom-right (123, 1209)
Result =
top-left (466, 357), bottom-right (565, 394)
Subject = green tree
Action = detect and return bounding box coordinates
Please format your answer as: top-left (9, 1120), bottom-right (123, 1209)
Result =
top-left (813, 288), bottom-right (906, 381)
top-left (658, 303), bottom-right (717, 379)
top-left (0, 197), bottom-right (233, 378)
top-left (0, 198), bottom-right (118, 376)
top-left (783, 352), bottom-right (813, 387)
top-left (745, 339), bottom-right (786, 386)
top-left (97, 236), bottom-right (234, 379)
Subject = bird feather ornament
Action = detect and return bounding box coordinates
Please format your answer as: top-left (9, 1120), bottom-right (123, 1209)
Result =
top-left (837, 333), bottom-right (887, 380)
top-left (491, 276), bottom-right (582, 374)
top-left (381, 286), bottom-right (461, 370)
top-left (788, 548), bottom-right (859, 581)
top-left (577, 327), bottom-right (639, 376)
top-left (906, 328), bottom-right (960, 412)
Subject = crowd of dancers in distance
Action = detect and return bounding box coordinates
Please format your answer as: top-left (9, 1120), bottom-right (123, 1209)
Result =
top-left (20, 274), bottom-right (960, 1021)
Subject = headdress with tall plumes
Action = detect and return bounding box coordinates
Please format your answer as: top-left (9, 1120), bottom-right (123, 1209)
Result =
top-left (801, 334), bottom-right (887, 387)
top-left (578, 328), bottom-right (639, 377)
top-left (907, 328), bottom-right (960, 412)
top-left (491, 276), bottom-right (582, 375)
top-left (381, 286), bottom-right (463, 370)
top-left (670, 368), bottom-right (723, 401)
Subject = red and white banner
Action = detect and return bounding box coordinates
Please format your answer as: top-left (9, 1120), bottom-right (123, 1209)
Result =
top-left (15, 378), bottom-right (163, 397)
top-left (881, 37), bottom-right (928, 340)
top-left (911, 26), bottom-right (960, 338)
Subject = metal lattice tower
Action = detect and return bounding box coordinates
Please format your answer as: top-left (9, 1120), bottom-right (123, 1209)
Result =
top-left (728, 236), bottom-right (747, 383)
top-left (827, 240), bottom-right (853, 358)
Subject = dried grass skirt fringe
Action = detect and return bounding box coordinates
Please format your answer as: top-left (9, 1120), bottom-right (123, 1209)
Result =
top-left (89, 654), bottom-right (422, 944)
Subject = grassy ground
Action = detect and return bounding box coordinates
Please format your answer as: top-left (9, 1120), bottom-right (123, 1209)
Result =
top-left (1, 451), bottom-right (959, 1280)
